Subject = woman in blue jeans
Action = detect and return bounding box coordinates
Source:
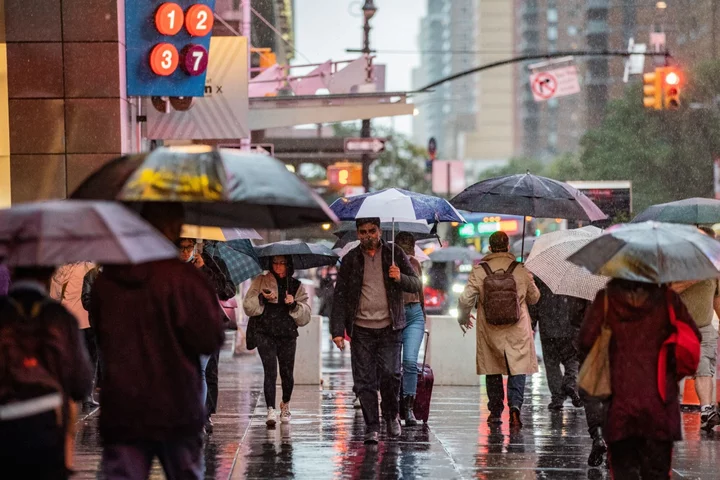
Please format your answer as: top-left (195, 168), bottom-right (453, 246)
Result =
top-left (395, 232), bottom-right (426, 426)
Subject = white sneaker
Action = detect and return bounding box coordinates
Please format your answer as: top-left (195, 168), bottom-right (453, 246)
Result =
top-left (354, 397), bottom-right (361, 409)
top-left (280, 402), bottom-right (291, 423)
top-left (266, 407), bottom-right (277, 427)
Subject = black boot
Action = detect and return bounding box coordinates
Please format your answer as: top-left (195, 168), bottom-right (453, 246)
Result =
top-left (404, 396), bottom-right (418, 426)
top-left (588, 427), bottom-right (607, 467)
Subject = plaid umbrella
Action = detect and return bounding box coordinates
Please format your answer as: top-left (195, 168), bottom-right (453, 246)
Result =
top-left (204, 239), bottom-right (262, 285)
top-left (525, 226), bottom-right (609, 301)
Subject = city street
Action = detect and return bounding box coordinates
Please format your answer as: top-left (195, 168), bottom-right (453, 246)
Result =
top-left (71, 329), bottom-right (720, 480)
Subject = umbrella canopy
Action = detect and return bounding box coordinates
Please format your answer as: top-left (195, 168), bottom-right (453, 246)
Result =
top-left (525, 226), bottom-right (609, 301)
top-left (332, 220), bottom-right (436, 249)
top-left (568, 222), bottom-right (720, 284)
top-left (631, 197), bottom-right (720, 225)
top-left (204, 239), bottom-right (262, 285)
top-left (428, 246), bottom-right (483, 264)
top-left (329, 188), bottom-right (466, 223)
top-left (334, 241), bottom-right (429, 262)
top-left (451, 173), bottom-right (607, 222)
top-left (181, 225), bottom-right (262, 242)
top-left (255, 240), bottom-right (339, 270)
top-left (70, 146), bottom-right (338, 229)
top-left (0, 200), bottom-right (178, 267)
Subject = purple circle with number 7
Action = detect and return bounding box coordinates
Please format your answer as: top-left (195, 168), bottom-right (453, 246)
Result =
top-left (181, 44), bottom-right (209, 76)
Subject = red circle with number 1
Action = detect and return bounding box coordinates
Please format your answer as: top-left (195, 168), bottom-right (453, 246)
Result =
top-left (149, 43), bottom-right (179, 76)
top-left (155, 3), bottom-right (184, 35)
top-left (185, 4), bottom-right (214, 37)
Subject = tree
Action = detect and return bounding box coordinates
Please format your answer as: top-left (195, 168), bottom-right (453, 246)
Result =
top-left (578, 61), bottom-right (720, 212)
top-left (477, 153), bottom-right (584, 182)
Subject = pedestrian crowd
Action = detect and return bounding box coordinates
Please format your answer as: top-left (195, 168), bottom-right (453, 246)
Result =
top-left (0, 210), bottom-right (717, 480)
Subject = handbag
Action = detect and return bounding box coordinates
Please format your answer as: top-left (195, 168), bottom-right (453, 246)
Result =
top-left (658, 290), bottom-right (701, 401)
top-left (578, 292), bottom-right (612, 399)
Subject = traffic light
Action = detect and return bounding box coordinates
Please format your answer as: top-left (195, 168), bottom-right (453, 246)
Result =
top-left (126, 1), bottom-right (216, 97)
top-left (662, 67), bottom-right (682, 110)
top-left (643, 68), bottom-right (662, 110)
top-left (327, 162), bottom-right (363, 189)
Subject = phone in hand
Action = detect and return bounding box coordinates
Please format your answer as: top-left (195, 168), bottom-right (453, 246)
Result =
top-left (262, 288), bottom-right (272, 295)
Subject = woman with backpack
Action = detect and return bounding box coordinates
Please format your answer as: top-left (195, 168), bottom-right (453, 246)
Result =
top-left (243, 256), bottom-right (311, 427)
top-left (579, 280), bottom-right (700, 479)
top-left (457, 231), bottom-right (540, 428)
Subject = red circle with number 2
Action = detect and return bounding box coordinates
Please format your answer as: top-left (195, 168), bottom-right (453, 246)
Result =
top-left (185, 4), bottom-right (214, 37)
top-left (150, 43), bottom-right (179, 76)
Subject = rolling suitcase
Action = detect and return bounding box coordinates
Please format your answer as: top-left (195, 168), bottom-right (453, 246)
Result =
top-left (400, 330), bottom-right (434, 423)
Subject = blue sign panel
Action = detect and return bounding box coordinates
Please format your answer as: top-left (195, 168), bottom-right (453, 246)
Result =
top-left (125, 0), bottom-right (217, 97)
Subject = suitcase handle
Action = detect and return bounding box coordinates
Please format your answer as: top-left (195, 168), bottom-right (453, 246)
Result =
top-left (420, 329), bottom-right (429, 379)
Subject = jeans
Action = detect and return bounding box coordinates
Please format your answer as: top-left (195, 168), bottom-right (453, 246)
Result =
top-left (256, 332), bottom-right (297, 409)
top-left (541, 337), bottom-right (579, 401)
top-left (351, 325), bottom-right (402, 432)
top-left (402, 303), bottom-right (425, 397)
top-left (83, 327), bottom-right (101, 389)
top-left (608, 437), bottom-right (673, 480)
top-left (101, 434), bottom-right (203, 480)
top-left (486, 374), bottom-right (526, 414)
top-left (199, 355), bottom-right (210, 407)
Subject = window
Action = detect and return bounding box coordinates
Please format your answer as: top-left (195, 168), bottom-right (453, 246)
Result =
top-left (548, 26), bottom-right (558, 41)
top-left (567, 25), bottom-right (578, 36)
top-left (547, 8), bottom-right (558, 23)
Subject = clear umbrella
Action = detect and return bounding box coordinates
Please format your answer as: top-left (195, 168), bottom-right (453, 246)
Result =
top-left (0, 200), bottom-right (178, 266)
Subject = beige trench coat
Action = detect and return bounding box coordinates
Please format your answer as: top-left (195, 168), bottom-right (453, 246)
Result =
top-left (457, 252), bottom-right (541, 376)
top-left (243, 272), bottom-right (311, 327)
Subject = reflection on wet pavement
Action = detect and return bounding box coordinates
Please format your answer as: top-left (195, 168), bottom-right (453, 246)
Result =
top-left (71, 329), bottom-right (720, 479)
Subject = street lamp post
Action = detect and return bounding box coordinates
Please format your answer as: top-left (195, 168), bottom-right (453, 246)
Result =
top-left (360, 0), bottom-right (376, 191)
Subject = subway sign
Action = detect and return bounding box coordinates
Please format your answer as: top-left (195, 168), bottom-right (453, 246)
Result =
top-left (125, 1), bottom-right (216, 96)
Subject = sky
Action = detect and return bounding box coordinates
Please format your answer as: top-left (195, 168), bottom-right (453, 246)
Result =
top-left (293, 0), bottom-right (427, 135)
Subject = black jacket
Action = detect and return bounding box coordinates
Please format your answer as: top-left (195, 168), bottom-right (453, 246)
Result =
top-left (529, 277), bottom-right (590, 340)
top-left (199, 253), bottom-right (235, 301)
top-left (90, 259), bottom-right (225, 442)
top-left (330, 241), bottom-right (421, 339)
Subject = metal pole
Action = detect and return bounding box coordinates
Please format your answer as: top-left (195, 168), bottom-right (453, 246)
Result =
top-left (361, 12), bottom-right (373, 192)
top-left (241, 0), bottom-right (252, 151)
top-left (446, 161), bottom-right (451, 200)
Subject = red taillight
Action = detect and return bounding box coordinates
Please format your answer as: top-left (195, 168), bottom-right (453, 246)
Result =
top-left (424, 286), bottom-right (445, 307)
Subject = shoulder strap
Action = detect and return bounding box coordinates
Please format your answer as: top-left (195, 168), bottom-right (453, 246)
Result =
top-left (7, 297), bottom-right (47, 321)
top-left (479, 262), bottom-right (493, 276)
top-left (506, 261), bottom-right (519, 274)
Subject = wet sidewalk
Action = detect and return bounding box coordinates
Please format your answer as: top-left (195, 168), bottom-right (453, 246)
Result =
top-left (72, 330), bottom-right (720, 479)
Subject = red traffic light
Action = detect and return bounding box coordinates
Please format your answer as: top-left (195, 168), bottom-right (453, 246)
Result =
top-left (665, 71), bottom-right (680, 86)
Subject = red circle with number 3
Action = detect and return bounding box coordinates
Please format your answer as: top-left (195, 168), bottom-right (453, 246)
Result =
top-left (155, 3), bottom-right (184, 35)
top-left (149, 43), bottom-right (179, 76)
top-left (185, 4), bottom-right (214, 37)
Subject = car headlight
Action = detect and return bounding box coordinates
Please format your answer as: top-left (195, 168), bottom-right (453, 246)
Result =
top-left (452, 283), bottom-right (464, 294)
top-left (422, 274), bottom-right (429, 285)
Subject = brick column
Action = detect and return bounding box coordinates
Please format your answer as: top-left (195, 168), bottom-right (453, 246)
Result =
top-left (3, 0), bottom-right (134, 204)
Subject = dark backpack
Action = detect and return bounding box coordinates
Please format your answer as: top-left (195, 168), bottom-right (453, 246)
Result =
top-left (0, 297), bottom-right (64, 404)
top-left (479, 261), bottom-right (521, 326)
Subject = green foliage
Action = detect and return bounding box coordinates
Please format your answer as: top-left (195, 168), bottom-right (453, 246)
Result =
top-left (478, 153), bottom-right (583, 183)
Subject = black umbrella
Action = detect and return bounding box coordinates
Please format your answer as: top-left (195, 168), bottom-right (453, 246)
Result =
top-left (254, 240), bottom-right (339, 270)
top-left (451, 172), bottom-right (607, 255)
top-left (631, 197), bottom-right (720, 225)
top-left (332, 220), bottom-right (436, 249)
top-left (70, 146), bottom-right (338, 229)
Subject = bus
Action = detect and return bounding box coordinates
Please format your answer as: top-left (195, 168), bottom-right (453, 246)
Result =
top-left (566, 181), bottom-right (633, 227)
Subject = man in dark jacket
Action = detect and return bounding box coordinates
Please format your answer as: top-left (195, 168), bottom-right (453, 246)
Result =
top-left (178, 237), bottom-right (235, 434)
top-left (90, 203), bottom-right (225, 480)
top-left (330, 217), bottom-right (422, 445)
top-left (0, 266), bottom-right (93, 479)
top-left (530, 277), bottom-right (587, 410)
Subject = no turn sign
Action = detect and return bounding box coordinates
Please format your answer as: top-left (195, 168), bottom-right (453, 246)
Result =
top-left (529, 66), bottom-right (581, 102)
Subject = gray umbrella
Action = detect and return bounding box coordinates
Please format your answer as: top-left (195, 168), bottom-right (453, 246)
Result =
top-left (255, 240), bottom-right (339, 270)
top-left (568, 221), bottom-right (720, 284)
top-left (631, 197), bottom-right (720, 225)
top-left (70, 146), bottom-right (338, 229)
top-left (0, 200), bottom-right (178, 267)
top-left (429, 247), bottom-right (483, 264)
